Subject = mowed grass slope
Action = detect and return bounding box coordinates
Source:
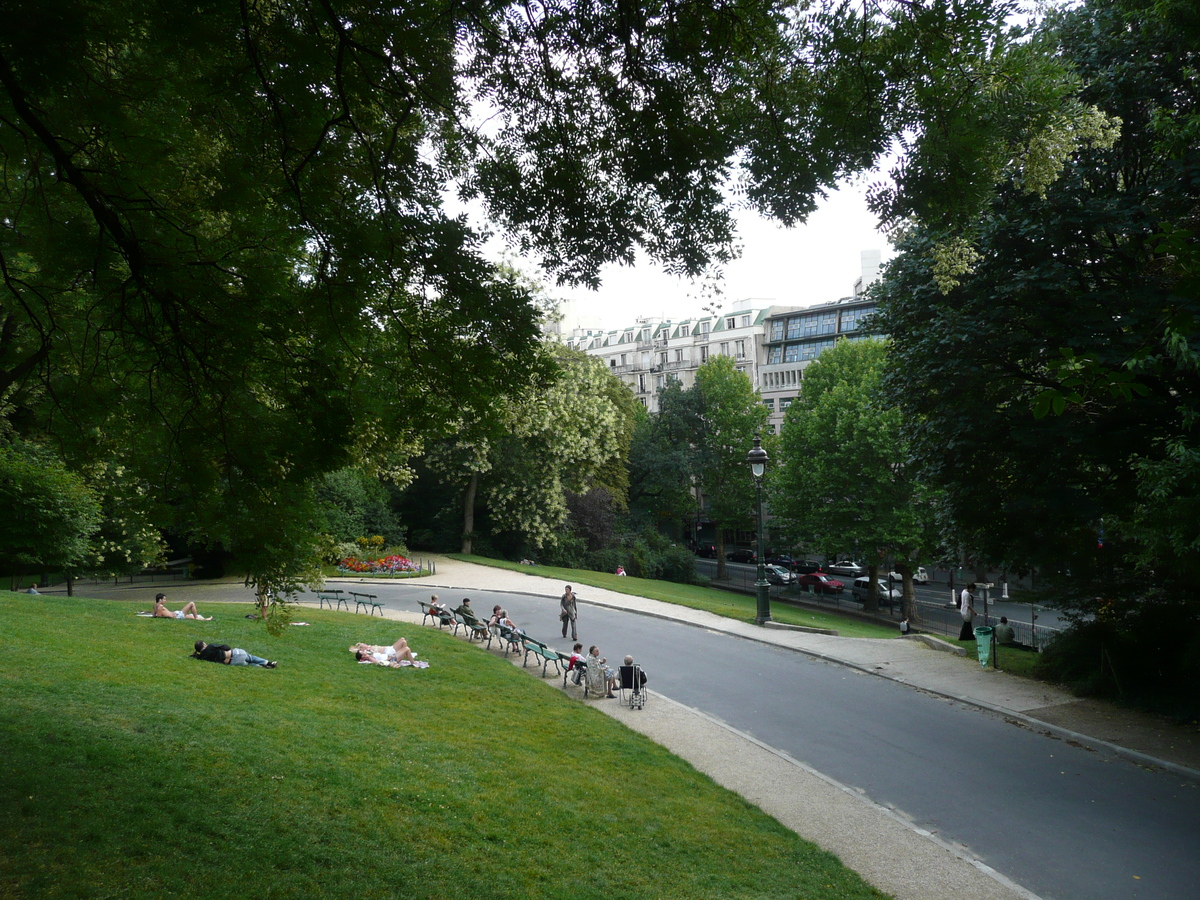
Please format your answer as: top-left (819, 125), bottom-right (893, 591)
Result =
top-left (0, 592), bottom-right (887, 900)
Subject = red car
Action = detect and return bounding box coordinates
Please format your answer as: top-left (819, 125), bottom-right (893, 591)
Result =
top-left (796, 572), bottom-right (845, 594)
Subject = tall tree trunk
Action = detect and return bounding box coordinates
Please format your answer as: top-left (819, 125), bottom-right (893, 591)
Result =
top-left (863, 563), bottom-right (880, 614)
top-left (715, 524), bottom-right (727, 581)
top-left (67, 575), bottom-right (75, 597)
top-left (897, 565), bottom-right (918, 622)
top-left (461, 471), bottom-right (478, 555)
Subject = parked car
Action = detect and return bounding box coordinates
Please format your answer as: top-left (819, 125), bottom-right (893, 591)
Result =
top-left (852, 577), bottom-right (904, 607)
top-left (827, 560), bottom-right (866, 577)
top-left (792, 560), bottom-right (824, 575)
top-left (888, 567), bottom-right (929, 584)
top-left (765, 554), bottom-right (796, 569)
top-left (765, 564), bottom-right (796, 586)
top-left (796, 572), bottom-right (845, 594)
top-left (726, 548), bottom-right (757, 564)
top-left (695, 543), bottom-right (718, 559)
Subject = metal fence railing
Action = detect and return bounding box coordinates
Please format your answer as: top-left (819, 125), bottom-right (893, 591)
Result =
top-left (703, 566), bottom-right (1063, 649)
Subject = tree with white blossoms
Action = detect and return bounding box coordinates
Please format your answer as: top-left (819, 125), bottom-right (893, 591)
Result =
top-left (427, 345), bottom-right (631, 555)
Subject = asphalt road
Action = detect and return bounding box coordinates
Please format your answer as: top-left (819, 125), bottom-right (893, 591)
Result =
top-left (377, 583), bottom-right (1199, 900)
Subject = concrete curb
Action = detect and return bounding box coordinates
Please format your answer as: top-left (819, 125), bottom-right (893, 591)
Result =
top-left (903, 633), bottom-right (968, 656)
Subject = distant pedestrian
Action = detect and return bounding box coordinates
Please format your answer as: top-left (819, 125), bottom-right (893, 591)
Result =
top-left (958, 583), bottom-right (977, 641)
top-left (900, 618), bottom-right (911, 635)
top-left (994, 616), bottom-right (1016, 645)
top-left (615, 566), bottom-right (627, 576)
top-left (560, 584), bottom-right (578, 641)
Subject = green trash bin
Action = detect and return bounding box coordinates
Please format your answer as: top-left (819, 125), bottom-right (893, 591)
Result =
top-left (974, 626), bottom-right (994, 668)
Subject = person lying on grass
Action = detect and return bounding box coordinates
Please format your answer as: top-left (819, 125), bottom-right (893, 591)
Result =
top-left (349, 638), bottom-right (428, 668)
top-left (154, 593), bottom-right (212, 620)
top-left (192, 640), bottom-right (276, 668)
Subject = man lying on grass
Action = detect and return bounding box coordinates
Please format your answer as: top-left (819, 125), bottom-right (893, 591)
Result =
top-left (192, 640), bottom-right (276, 668)
top-left (350, 638), bottom-right (429, 668)
top-left (154, 593), bottom-right (212, 620)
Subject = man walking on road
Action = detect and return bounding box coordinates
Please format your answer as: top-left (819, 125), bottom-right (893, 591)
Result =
top-left (560, 584), bottom-right (578, 641)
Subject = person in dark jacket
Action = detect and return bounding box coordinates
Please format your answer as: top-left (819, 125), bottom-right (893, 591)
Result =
top-left (192, 640), bottom-right (275, 668)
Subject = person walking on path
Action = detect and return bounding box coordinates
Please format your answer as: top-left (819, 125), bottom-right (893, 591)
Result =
top-left (958, 583), bottom-right (977, 641)
top-left (560, 584), bottom-right (578, 641)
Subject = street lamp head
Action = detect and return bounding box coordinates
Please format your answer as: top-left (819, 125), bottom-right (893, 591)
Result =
top-left (747, 431), bottom-right (769, 479)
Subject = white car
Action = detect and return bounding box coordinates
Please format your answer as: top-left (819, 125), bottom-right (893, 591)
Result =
top-left (852, 577), bottom-right (903, 606)
top-left (888, 567), bottom-right (929, 584)
top-left (827, 560), bottom-right (866, 577)
top-left (764, 564), bottom-right (797, 586)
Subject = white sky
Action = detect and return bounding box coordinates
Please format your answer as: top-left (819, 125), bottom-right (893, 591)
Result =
top-left (552, 180), bottom-right (893, 332)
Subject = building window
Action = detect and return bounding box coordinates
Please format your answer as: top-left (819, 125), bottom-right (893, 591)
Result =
top-left (655, 375), bottom-right (664, 391)
top-left (763, 398), bottom-right (775, 411)
top-left (675, 349), bottom-right (684, 362)
top-left (783, 344), bottom-right (801, 363)
top-left (719, 341), bottom-right (729, 356)
top-left (623, 331), bottom-right (633, 343)
top-left (700, 345), bottom-right (709, 362)
top-left (638, 373), bottom-right (647, 392)
top-left (770, 320), bottom-right (785, 342)
top-left (660, 352), bottom-right (668, 365)
top-left (735, 340), bottom-right (745, 358)
top-left (726, 317), bottom-right (736, 330)
top-left (801, 339), bottom-right (837, 361)
top-left (699, 320), bottom-right (710, 334)
top-left (781, 397), bottom-right (793, 410)
top-left (840, 305), bottom-right (876, 333)
top-left (620, 353), bottom-right (627, 366)
top-left (680, 324), bottom-right (690, 337)
top-left (767, 346), bottom-right (782, 365)
top-left (609, 358), bottom-right (616, 367)
top-left (741, 315), bottom-right (751, 327)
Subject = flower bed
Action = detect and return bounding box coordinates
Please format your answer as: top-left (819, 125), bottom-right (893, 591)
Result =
top-left (339, 555), bottom-right (421, 575)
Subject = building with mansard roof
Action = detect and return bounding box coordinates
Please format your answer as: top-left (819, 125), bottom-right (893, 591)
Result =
top-left (550, 250), bottom-right (884, 430)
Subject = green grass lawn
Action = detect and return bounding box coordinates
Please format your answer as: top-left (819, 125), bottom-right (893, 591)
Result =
top-left (448, 554), bottom-right (900, 640)
top-left (0, 591), bottom-right (887, 900)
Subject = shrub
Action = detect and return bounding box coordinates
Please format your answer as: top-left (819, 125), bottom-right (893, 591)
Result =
top-left (1035, 599), bottom-right (1200, 718)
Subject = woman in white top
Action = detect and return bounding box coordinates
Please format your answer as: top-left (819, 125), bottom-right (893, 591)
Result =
top-left (349, 638), bottom-right (417, 666)
top-left (958, 583), bottom-right (977, 641)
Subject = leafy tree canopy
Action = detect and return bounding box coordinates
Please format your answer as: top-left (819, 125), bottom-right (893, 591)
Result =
top-left (771, 338), bottom-right (931, 613)
top-left (876, 0), bottom-right (1200, 595)
top-left (0, 0), bottom-right (1092, 586)
top-left (426, 345), bottom-right (633, 553)
top-left (0, 441), bottom-right (100, 574)
top-left (657, 355), bottom-right (767, 577)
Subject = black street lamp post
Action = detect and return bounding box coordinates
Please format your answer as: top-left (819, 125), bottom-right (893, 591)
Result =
top-left (747, 432), bottom-right (771, 625)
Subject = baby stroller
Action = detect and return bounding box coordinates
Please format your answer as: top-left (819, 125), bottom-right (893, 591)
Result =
top-left (617, 664), bottom-right (647, 710)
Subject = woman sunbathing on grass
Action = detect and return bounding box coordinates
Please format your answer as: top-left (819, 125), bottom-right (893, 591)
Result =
top-left (153, 593), bottom-right (211, 620)
top-left (349, 638), bottom-right (428, 668)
